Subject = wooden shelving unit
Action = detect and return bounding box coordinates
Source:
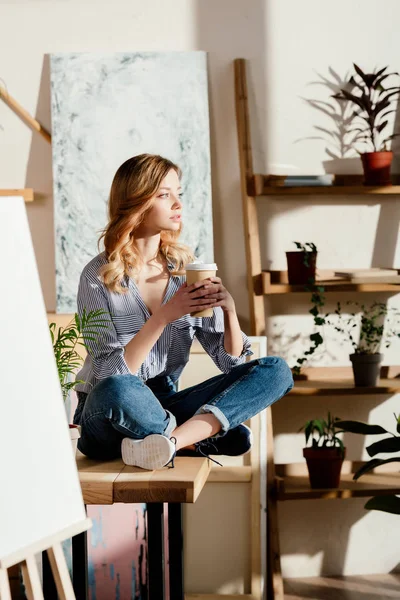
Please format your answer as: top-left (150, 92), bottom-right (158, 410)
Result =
top-left (0, 189), bottom-right (34, 202)
top-left (262, 270), bottom-right (400, 294)
top-left (234, 57), bottom-right (400, 600)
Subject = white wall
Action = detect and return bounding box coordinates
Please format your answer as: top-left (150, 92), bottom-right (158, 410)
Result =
top-left (1, 0), bottom-right (400, 582)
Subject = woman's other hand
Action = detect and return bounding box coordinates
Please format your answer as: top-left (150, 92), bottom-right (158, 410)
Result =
top-left (199, 277), bottom-right (236, 314)
top-left (155, 280), bottom-right (219, 324)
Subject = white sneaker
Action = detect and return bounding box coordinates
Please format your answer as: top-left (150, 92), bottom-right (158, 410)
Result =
top-left (121, 434), bottom-right (177, 470)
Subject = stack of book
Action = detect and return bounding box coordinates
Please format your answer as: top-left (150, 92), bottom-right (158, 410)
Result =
top-left (333, 268), bottom-right (400, 284)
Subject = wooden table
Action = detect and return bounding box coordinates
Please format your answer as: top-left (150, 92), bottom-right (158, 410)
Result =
top-left (69, 452), bottom-right (210, 600)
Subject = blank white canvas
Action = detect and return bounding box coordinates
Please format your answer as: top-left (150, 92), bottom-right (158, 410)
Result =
top-left (0, 197), bottom-right (86, 561)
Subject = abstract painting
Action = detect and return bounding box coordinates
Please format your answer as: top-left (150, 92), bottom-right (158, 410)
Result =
top-left (51, 52), bottom-right (213, 313)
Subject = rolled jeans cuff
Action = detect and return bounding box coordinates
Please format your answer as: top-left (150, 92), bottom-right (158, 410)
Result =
top-left (164, 409), bottom-right (177, 438)
top-left (194, 404), bottom-right (230, 435)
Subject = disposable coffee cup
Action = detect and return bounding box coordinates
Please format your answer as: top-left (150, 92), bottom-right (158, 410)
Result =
top-left (185, 262), bottom-right (218, 317)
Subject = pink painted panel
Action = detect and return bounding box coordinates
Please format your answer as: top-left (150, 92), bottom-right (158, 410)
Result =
top-left (87, 504), bottom-right (148, 600)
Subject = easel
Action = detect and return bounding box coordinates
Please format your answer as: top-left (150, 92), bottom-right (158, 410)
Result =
top-left (0, 519), bottom-right (91, 600)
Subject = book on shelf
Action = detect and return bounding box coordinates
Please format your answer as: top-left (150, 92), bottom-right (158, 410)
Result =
top-left (335, 267), bottom-right (398, 277)
top-left (332, 268), bottom-right (400, 284)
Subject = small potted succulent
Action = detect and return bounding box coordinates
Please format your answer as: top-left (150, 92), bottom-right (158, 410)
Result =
top-left (286, 241), bottom-right (317, 285)
top-left (333, 64), bottom-right (400, 185)
top-left (300, 412), bottom-right (345, 489)
top-left (49, 308), bottom-right (110, 453)
top-left (337, 414), bottom-right (400, 514)
top-left (329, 301), bottom-right (400, 387)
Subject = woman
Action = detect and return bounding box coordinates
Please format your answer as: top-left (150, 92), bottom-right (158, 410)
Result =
top-left (74, 154), bottom-right (293, 470)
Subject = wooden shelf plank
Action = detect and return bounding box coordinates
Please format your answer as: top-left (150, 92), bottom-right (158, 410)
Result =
top-left (0, 189), bottom-right (34, 202)
top-left (290, 378), bottom-right (400, 396)
top-left (285, 366), bottom-right (400, 396)
top-left (251, 175), bottom-right (400, 196)
top-left (276, 472), bottom-right (400, 501)
top-left (262, 270), bottom-right (400, 294)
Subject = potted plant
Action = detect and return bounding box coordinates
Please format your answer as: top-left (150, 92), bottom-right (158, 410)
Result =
top-left (337, 414), bottom-right (400, 514)
top-left (300, 412), bottom-right (345, 489)
top-left (286, 241), bottom-right (317, 285)
top-left (329, 301), bottom-right (400, 387)
top-left (49, 308), bottom-right (110, 453)
top-left (333, 64), bottom-right (400, 185)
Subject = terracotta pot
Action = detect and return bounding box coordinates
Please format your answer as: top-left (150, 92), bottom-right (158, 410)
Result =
top-left (303, 446), bottom-right (345, 489)
top-left (286, 251), bottom-right (317, 285)
top-left (361, 151), bottom-right (393, 186)
top-left (69, 424), bottom-right (81, 455)
top-left (350, 353), bottom-right (383, 387)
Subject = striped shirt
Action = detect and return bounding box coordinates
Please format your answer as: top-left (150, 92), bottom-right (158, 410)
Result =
top-left (75, 252), bottom-right (253, 393)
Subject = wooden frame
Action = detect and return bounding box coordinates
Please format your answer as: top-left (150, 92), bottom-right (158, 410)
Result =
top-left (234, 58), bottom-right (284, 600)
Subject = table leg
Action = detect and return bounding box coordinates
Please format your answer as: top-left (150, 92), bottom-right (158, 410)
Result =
top-left (147, 503), bottom-right (165, 599)
top-left (72, 529), bottom-right (88, 600)
top-left (42, 549), bottom-right (57, 599)
top-left (168, 503), bottom-right (184, 600)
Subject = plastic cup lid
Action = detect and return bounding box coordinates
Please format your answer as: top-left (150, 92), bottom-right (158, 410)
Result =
top-left (186, 262), bottom-right (218, 270)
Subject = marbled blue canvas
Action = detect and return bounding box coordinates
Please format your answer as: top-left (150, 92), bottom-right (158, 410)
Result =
top-left (50, 52), bottom-right (213, 313)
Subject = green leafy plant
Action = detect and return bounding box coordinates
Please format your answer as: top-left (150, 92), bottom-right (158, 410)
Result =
top-left (337, 414), bottom-right (400, 514)
top-left (292, 241), bottom-right (326, 376)
top-left (333, 63), bottom-right (400, 152)
top-left (328, 301), bottom-right (400, 355)
top-left (49, 308), bottom-right (110, 401)
top-left (293, 241), bottom-right (317, 267)
top-left (299, 412), bottom-right (345, 456)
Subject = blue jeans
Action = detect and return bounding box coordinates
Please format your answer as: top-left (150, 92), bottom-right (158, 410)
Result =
top-left (74, 356), bottom-right (293, 460)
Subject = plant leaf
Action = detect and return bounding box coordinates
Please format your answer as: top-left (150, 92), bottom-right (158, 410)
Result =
top-left (366, 436), bottom-right (400, 457)
top-left (336, 420), bottom-right (388, 435)
top-left (353, 457), bottom-right (400, 480)
top-left (364, 495), bottom-right (400, 515)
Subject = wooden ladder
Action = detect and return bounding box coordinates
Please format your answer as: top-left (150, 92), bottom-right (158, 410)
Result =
top-left (234, 57), bottom-right (284, 600)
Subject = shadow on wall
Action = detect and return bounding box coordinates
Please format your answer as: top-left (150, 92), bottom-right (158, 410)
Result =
top-left (295, 66), bottom-right (363, 176)
top-left (25, 54), bottom-right (56, 311)
top-left (195, 0), bottom-right (268, 335)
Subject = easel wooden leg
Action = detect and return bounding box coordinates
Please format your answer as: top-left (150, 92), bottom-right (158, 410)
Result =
top-left (0, 567), bottom-right (12, 600)
top-left (20, 555), bottom-right (44, 600)
top-left (47, 543), bottom-right (75, 600)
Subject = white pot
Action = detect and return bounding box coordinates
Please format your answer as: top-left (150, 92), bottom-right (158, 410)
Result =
top-left (69, 424), bottom-right (81, 456)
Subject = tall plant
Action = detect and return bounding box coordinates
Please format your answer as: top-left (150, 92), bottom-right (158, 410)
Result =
top-left (333, 64), bottom-right (400, 152)
top-left (49, 308), bottom-right (110, 401)
top-left (338, 415), bottom-right (400, 514)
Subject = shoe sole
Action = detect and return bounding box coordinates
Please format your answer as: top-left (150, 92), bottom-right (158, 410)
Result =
top-left (121, 434), bottom-right (175, 470)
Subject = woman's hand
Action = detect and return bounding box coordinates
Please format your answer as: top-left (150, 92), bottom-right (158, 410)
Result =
top-left (197, 277), bottom-right (236, 314)
top-left (155, 281), bottom-right (218, 325)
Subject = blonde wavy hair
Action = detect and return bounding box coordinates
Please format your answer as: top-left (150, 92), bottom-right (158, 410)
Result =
top-left (98, 154), bottom-right (194, 293)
